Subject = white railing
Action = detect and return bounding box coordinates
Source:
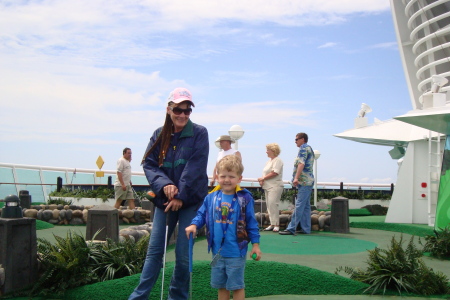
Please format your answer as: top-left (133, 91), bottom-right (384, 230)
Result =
top-left (0, 162), bottom-right (394, 190)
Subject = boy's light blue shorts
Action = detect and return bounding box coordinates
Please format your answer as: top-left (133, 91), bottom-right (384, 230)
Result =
top-left (210, 256), bottom-right (246, 291)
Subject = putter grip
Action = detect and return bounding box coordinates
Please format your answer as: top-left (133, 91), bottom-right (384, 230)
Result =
top-left (189, 233), bottom-right (194, 272)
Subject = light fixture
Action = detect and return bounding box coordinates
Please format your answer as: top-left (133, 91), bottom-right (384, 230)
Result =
top-left (354, 103), bottom-right (372, 128)
top-left (1, 195), bottom-right (23, 218)
top-left (357, 103), bottom-right (372, 118)
top-left (228, 125), bottom-right (244, 150)
top-left (389, 146), bottom-right (405, 160)
top-left (431, 75), bottom-right (448, 93)
top-left (313, 150), bottom-right (321, 207)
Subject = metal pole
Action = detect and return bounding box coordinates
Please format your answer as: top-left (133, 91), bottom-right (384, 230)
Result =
top-left (189, 232), bottom-right (194, 300)
top-left (161, 213), bottom-right (169, 300)
top-left (314, 161), bottom-right (318, 207)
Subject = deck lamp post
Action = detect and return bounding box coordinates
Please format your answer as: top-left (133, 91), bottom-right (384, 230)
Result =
top-left (1, 195), bottom-right (23, 218)
top-left (313, 150), bottom-right (321, 207)
top-left (228, 125), bottom-right (244, 150)
top-left (0, 194), bottom-right (37, 295)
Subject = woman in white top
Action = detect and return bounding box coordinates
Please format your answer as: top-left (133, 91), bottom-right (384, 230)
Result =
top-left (258, 143), bottom-right (284, 232)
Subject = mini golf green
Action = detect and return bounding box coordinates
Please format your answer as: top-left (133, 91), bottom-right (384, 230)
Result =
top-left (261, 233), bottom-right (377, 255)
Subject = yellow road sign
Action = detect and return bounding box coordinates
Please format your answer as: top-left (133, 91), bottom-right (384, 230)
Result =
top-left (96, 156), bottom-right (104, 169)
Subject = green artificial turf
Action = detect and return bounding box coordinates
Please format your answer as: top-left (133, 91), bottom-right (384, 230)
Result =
top-left (36, 219), bottom-right (54, 230)
top-left (64, 261), bottom-right (371, 300)
top-left (349, 221), bottom-right (435, 237)
top-left (317, 208), bottom-right (373, 216)
top-left (348, 208), bottom-right (372, 216)
top-left (63, 261), bottom-right (450, 299)
top-left (261, 233), bottom-right (377, 255)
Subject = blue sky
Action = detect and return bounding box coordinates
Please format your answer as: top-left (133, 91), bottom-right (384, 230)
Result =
top-left (0, 0), bottom-right (412, 185)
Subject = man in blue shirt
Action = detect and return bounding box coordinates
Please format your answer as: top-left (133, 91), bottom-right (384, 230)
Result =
top-left (280, 132), bottom-right (315, 235)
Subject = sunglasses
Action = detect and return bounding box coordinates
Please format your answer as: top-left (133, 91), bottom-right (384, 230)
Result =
top-left (169, 106), bottom-right (192, 116)
top-left (295, 138), bottom-right (301, 142)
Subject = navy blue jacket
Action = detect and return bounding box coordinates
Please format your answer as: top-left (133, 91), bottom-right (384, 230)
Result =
top-left (142, 120), bottom-right (209, 209)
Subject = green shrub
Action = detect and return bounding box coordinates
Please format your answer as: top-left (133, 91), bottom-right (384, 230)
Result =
top-left (49, 187), bottom-right (114, 202)
top-left (420, 226), bottom-right (450, 259)
top-left (335, 235), bottom-right (450, 296)
top-left (32, 230), bottom-right (150, 297)
top-left (33, 231), bottom-right (99, 296)
top-left (47, 197), bottom-right (73, 205)
top-left (91, 235), bottom-right (149, 281)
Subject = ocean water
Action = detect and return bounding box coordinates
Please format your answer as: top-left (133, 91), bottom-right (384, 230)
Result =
top-left (0, 167), bottom-right (148, 202)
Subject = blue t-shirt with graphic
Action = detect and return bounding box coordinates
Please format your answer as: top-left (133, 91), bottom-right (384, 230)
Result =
top-left (212, 193), bottom-right (240, 257)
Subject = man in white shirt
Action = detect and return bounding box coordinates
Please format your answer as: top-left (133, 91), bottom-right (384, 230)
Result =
top-left (210, 135), bottom-right (242, 186)
top-left (114, 147), bottom-right (135, 209)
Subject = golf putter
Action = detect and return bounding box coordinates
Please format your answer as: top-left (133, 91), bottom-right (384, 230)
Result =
top-left (189, 232), bottom-right (194, 300)
top-left (160, 212), bottom-right (169, 300)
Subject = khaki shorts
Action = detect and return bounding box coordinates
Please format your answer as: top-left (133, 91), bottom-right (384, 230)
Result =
top-left (114, 185), bottom-right (134, 201)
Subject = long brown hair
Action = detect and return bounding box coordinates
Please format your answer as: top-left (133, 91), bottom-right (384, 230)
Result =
top-left (141, 112), bottom-right (174, 166)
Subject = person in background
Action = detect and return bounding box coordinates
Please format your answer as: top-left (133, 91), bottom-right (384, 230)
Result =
top-left (258, 143), bottom-right (284, 232)
top-left (210, 135), bottom-right (242, 186)
top-left (279, 133), bottom-right (314, 235)
top-left (186, 155), bottom-right (261, 300)
top-left (114, 147), bottom-right (135, 209)
top-left (129, 87), bottom-right (209, 300)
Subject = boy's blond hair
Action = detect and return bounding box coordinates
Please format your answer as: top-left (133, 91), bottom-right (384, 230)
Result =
top-left (216, 155), bottom-right (244, 176)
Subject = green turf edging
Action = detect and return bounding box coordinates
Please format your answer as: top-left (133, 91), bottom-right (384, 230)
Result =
top-left (63, 261), bottom-right (371, 300)
top-left (350, 221), bottom-right (435, 237)
top-left (63, 261), bottom-right (450, 299)
top-left (317, 208), bottom-right (373, 216)
top-left (348, 209), bottom-right (372, 216)
top-left (36, 219), bottom-right (54, 230)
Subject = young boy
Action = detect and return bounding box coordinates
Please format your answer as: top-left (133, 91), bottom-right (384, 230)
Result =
top-left (186, 155), bottom-right (261, 300)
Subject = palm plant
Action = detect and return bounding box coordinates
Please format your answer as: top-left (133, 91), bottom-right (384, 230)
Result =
top-left (33, 231), bottom-right (98, 296)
top-left (336, 235), bottom-right (450, 296)
top-left (91, 235), bottom-right (149, 281)
top-left (420, 226), bottom-right (450, 259)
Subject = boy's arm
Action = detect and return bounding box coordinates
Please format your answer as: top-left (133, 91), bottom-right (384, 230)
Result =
top-left (249, 243), bottom-right (262, 261)
top-left (185, 195), bottom-right (210, 239)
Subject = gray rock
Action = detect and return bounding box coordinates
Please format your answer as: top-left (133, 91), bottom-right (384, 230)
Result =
top-left (318, 215), bottom-right (326, 229)
top-left (66, 209), bottom-right (73, 220)
top-left (69, 217), bottom-right (84, 225)
top-left (133, 210), bottom-right (141, 220)
top-left (59, 209), bottom-right (66, 220)
top-left (42, 210), bottom-right (53, 221)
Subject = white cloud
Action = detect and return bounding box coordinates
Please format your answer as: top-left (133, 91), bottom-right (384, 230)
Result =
top-left (330, 177), bottom-right (347, 182)
top-left (372, 177), bottom-right (393, 183)
top-left (0, 1), bottom-right (391, 56)
top-left (318, 42), bottom-right (337, 49)
top-left (369, 42), bottom-right (398, 50)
